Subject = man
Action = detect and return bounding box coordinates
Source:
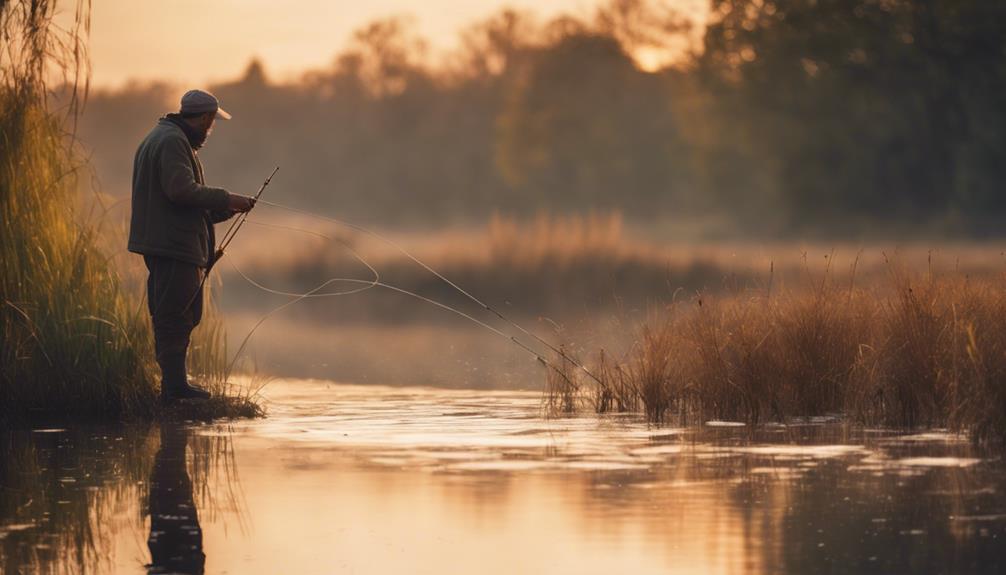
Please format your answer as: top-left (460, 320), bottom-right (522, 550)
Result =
top-left (128, 89), bottom-right (256, 403)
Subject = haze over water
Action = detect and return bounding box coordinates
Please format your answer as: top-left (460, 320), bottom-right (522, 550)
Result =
top-left (2, 379), bottom-right (1003, 574)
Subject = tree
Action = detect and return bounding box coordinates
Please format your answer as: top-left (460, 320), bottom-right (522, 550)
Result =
top-left (496, 32), bottom-right (683, 213)
top-left (701, 0), bottom-right (1006, 233)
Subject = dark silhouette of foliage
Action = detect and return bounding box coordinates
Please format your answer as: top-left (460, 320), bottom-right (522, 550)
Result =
top-left (74, 0), bottom-right (1006, 237)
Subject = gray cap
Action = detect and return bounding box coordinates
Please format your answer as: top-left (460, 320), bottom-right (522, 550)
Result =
top-left (180, 89), bottom-right (232, 120)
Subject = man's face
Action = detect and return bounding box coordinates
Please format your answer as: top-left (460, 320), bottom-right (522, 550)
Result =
top-left (199, 112), bottom-right (216, 138)
top-left (187, 112), bottom-right (216, 150)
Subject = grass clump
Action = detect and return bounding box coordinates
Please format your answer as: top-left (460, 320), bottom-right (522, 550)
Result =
top-left (1, 96), bottom-right (156, 420)
top-left (556, 266), bottom-right (1006, 445)
top-left (0, 0), bottom-right (258, 423)
top-left (543, 345), bottom-right (583, 415)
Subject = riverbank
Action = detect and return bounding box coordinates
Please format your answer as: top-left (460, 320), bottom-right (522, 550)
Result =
top-left (222, 208), bottom-right (1006, 324)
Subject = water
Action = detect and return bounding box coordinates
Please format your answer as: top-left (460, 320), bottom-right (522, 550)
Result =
top-left (2, 379), bottom-right (1004, 574)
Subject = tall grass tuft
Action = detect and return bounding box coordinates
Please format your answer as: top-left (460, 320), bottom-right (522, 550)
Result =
top-left (543, 345), bottom-right (582, 415)
top-left (591, 349), bottom-right (638, 414)
top-left (562, 266), bottom-right (1006, 445)
top-left (0, 0), bottom-right (254, 423)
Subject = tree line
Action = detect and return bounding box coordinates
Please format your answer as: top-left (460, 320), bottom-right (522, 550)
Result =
top-left (77, 0), bottom-right (1006, 237)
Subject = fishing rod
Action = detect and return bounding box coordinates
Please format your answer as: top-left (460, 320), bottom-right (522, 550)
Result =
top-left (217, 166), bottom-right (280, 256)
top-left (254, 198), bottom-right (604, 387)
top-left (184, 167), bottom-right (279, 312)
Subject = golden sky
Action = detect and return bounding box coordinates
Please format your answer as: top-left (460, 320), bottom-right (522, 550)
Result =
top-left (77, 0), bottom-right (706, 88)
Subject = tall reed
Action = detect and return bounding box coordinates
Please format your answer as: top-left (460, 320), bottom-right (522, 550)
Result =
top-left (559, 268), bottom-right (1006, 445)
top-left (0, 0), bottom-right (252, 422)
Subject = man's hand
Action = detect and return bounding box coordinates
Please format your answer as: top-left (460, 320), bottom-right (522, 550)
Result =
top-left (227, 194), bottom-right (256, 213)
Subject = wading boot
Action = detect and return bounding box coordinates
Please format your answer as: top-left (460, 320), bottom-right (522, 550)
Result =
top-left (159, 354), bottom-right (211, 404)
top-left (163, 383), bottom-right (211, 403)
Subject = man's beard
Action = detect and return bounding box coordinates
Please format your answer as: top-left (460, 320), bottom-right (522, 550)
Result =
top-left (191, 126), bottom-right (209, 149)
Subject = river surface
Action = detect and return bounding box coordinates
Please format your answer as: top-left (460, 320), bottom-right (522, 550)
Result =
top-left (2, 379), bottom-right (1004, 574)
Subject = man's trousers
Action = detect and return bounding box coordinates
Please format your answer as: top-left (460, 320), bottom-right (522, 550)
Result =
top-left (144, 255), bottom-right (203, 391)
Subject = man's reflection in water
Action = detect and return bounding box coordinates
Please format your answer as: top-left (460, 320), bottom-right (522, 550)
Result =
top-left (146, 422), bottom-right (205, 574)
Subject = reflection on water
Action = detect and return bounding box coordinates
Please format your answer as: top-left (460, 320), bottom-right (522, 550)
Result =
top-left (2, 379), bottom-right (1005, 574)
top-left (147, 423), bottom-right (204, 574)
top-left (0, 425), bottom-right (154, 574)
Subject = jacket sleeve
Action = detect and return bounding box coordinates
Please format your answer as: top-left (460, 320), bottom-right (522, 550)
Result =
top-left (159, 136), bottom-right (230, 210)
top-left (209, 209), bottom-right (235, 224)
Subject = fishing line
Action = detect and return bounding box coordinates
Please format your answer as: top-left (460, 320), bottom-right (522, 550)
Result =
top-left (224, 218), bottom-right (580, 388)
top-left (253, 198), bottom-right (603, 387)
top-left (222, 218), bottom-right (379, 379)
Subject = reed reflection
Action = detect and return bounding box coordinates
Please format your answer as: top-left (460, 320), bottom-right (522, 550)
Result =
top-left (147, 422), bottom-right (205, 574)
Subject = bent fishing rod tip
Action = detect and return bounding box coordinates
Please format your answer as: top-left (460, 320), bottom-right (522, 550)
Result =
top-left (265, 166), bottom-right (280, 182)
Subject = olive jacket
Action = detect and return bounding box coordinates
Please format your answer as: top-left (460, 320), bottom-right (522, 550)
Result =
top-left (128, 117), bottom-right (232, 268)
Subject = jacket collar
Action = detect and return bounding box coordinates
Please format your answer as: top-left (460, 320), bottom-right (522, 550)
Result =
top-left (161, 113), bottom-right (206, 150)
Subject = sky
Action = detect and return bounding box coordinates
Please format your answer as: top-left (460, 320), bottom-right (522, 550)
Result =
top-left (72, 0), bottom-right (706, 88)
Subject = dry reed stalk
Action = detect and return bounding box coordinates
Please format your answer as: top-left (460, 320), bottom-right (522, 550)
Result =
top-left (544, 344), bottom-right (582, 415)
top-left (553, 268), bottom-right (1006, 445)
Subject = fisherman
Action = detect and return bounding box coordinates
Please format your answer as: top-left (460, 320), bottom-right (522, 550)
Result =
top-left (128, 89), bottom-right (256, 403)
